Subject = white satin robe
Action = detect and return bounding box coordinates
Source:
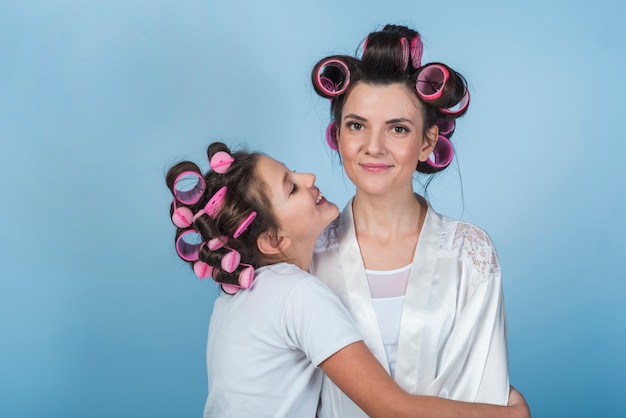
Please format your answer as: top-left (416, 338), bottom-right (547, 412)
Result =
top-left (311, 199), bottom-right (510, 417)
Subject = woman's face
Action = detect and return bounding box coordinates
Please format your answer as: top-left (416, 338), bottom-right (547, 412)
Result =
top-left (337, 82), bottom-right (437, 197)
top-left (256, 156), bottom-right (339, 245)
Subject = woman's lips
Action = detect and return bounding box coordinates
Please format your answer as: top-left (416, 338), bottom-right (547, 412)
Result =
top-left (360, 163), bottom-right (391, 172)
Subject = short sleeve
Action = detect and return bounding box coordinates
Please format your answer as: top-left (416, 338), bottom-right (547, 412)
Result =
top-left (282, 277), bottom-right (362, 367)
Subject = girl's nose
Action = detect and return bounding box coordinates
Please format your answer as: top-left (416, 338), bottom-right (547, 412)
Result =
top-left (298, 172), bottom-right (316, 188)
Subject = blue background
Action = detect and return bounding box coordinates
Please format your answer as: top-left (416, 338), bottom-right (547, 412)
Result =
top-left (1, 1), bottom-right (624, 417)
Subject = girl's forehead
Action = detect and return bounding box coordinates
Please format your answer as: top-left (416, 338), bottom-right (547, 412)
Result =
top-left (257, 156), bottom-right (288, 186)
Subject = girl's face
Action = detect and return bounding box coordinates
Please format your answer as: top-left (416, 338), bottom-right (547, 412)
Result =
top-left (256, 156), bottom-right (339, 246)
top-left (337, 82), bottom-right (438, 197)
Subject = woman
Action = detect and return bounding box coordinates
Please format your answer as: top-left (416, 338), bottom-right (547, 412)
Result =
top-left (310, 24), bottom-right (522, 417)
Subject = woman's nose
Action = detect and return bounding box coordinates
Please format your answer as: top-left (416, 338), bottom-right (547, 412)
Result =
top-left (365, 130), bottom-right (385, 154)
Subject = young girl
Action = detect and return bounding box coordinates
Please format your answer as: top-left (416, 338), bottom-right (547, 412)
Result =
top-left (165, 142), bottom-right (529, 418)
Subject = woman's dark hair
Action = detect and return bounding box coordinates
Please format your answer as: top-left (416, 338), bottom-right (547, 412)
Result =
top-left (311, 24), bottom-right (468, 174)
top-left (165, 142), bottom-right (279, 290)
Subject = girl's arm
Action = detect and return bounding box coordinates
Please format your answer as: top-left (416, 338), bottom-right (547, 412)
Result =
top-left (320, 341), bottom-right (530, 418)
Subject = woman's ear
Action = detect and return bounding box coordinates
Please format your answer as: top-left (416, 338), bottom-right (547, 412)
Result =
top-left (257, 232), bottom-right (292, 256)
top-left (418, 124), bottom-right (439, 162)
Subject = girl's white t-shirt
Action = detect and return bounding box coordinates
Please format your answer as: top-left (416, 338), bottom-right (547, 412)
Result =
top-left (203, 262), bottom-right (362, 418)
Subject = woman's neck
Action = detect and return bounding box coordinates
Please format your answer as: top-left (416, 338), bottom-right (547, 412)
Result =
top-left (352, 190), bottom-right (425, 238)
top-left (351, 191), bottom-right (428, 270)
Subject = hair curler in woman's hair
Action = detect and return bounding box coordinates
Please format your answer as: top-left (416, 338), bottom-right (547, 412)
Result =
top-left (415, 63), bottom-right (470, 117)
top-left (399, 37), bottom-right (409, 71)
top-left (439, 88), bottom-right (470, 117)
top-left (325, 121), bottom-right (339, 151)
top-left (362, 34), bottom-right (412, 72)
top-left (436, 118), bottom-right (456, 139)
top-left (410, 34), bottom-right (423, 69)
top-left (425, 135), bottom-right (454, 171)
top-left (313, 58), bottom-right (351, 98)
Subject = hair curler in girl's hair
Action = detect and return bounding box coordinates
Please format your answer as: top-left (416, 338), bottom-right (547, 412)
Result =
top-left (221, 248), bottom-right (241, 273)
top-left (312, 58), bottom-right (351, 98)
top-left (193, 261), bottom-right (213, 279)
top-left (233, 211), bottom-right (257, 239)
top-left (221, 264), bottom-right (254, 294)
top-left (210, 151), bottom-right (234, 173)
top-left (173, 171), bottom-right (206, 205)
top-left (176, 229), bottom-right (203, 261)
top-left (166, 144), bottom-right (265, 290)
top-left (171, 199), bottom-right (194, 228)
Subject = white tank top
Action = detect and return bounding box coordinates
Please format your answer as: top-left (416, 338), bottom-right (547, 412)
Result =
top-left (366, 265), bottom-right (411, 377)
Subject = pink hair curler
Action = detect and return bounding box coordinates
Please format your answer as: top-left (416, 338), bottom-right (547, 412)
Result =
top-left (210, 151), bottom-right (234, 174)
top-left (410, 35), bottom-right (423, 69)
top-left (208, 236), bottom-right (227, 251)
top-left (221, 248), bottom-right (241, 273)
top-left (171, 199), bottom-right (193, 228)
top-left (426, 135), bottom-right (454, 169)
top-left (220, 264), bottom-right (255, 294)
top-left (173, 171), bottom-right (206, 205)
top-left (204, 186), bottom-right (228, 218)
top-left (399, 37), bottom-right (409, 71)
top-left (361, 35), bottom-right (369, 58)
top-left (193, 261), bottom-right (213, 279)
top-left (416, 64), bottom-right (450, 101)
top-left (435, 118), bottom-right (456, 138)
top-left (175, 230), bottom-right (203, 261)
top-left (325, 121), bottom-right (338, 151)
top-left (439, 88), bottom-right (470, 116)
top-left (233, 211), bottom-right (256, 238)
top-left (315, 58), bottom-right (351, 97)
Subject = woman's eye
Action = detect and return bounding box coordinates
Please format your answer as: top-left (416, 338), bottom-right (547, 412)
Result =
top-left (392, 126), bottom-right (408, 134)
top-left (290, 183), bottom-right (298, 195)
top-left (347, 122), bottom-right (363, 131)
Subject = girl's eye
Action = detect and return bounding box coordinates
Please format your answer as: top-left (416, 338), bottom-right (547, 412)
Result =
top-left (290, 183), bottom-right (298, 195)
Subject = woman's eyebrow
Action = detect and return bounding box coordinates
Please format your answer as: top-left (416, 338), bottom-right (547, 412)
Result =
top-left (343, 113), bottom-right (367, 122)
top-left (386, 117), bottom-right (415, 126)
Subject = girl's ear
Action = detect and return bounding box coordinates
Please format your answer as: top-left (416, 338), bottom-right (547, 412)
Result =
top-left (257, 231), bottom-right (292, 256)
top-left (418, 124), bottom-right (439, 162)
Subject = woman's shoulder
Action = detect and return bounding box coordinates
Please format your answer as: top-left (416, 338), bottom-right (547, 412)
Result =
top-left (440, 216), bottom-right (495, 250)
top-left (438, 215), bottom-right (501, 277)
top-left (314, 216), bottom-right (341, 252)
